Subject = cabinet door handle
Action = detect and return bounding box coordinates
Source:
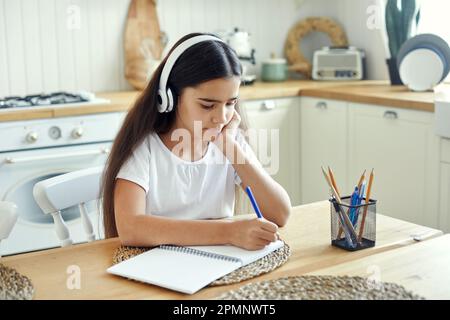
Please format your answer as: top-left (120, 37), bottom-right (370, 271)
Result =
top-left (316, 101), bottom-right (328, 109)
top-left (383, 110), bottom-right (398, 119)
top-left (260, 100), bottom-right (275, 110)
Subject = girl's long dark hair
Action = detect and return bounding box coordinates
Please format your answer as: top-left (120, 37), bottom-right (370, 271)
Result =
top-left (100, 32), bottom-right (243, 238)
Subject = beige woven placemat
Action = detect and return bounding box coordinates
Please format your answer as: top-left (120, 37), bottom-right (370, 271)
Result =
top-left (215, 275), bottom-right (424, 300)
top-left (0, 263), bottom-right (34, 300)
top-left (112, 241), bottom-right (291, 286)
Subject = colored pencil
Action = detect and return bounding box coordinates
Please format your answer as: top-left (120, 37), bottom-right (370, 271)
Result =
top-left (328, 166), bottom-right (341, 198)
top-left (357, 169), bottom-right (374, 242)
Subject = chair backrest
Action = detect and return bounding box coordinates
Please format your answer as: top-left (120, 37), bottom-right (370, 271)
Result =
top-left (33, 166), bottom-right (104, 247)
top-left (0, 201), bottom-right (18, 258)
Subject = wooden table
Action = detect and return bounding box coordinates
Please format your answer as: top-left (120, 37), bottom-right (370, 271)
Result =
top-left (1, 201), bottom-right (443, 299)
top-left (306, 234), bottom-right (450, 299)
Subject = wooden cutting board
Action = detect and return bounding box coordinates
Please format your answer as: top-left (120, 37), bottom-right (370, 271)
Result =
top-left (124, 0), bottom-right (165, 90)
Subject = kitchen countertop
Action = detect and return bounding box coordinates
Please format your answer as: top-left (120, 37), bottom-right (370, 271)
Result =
top-left (1, 80), bottom-right (447, 122)
top-left (1, 200), bottom-right (443, 299)
top-left (300, 81), bottom-right (443, 112)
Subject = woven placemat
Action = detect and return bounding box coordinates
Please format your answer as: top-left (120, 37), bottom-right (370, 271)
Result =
top-left (112, 241), bottom-right (291, 286)
top-left (0, 263), bottom-right (34, 300)
top-left (215, 275), bottom-right (424, 300)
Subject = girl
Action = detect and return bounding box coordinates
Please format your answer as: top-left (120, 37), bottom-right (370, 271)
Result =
top-left (101, 33), bottom-right (291, 251)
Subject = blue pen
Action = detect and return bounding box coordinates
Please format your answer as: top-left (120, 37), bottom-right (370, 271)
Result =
top-left (359, 182), bottom-right (366, 203)
top-left (354, 181), bottom-right (366, 225)
top-left (245, 186), bottom-right (263, 219)
top-left (349, 186), bottom-right (359, 225)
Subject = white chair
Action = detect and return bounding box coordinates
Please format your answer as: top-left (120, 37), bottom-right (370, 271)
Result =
top-left (33, 166), bottom-right (104, 247)
top-left (0, 201), bottom-right (18, 258)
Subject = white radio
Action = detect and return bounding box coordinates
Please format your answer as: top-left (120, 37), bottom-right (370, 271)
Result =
top-left (312, 46), bottom-right (366, 81)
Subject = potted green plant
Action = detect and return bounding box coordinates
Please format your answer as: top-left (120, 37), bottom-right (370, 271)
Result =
top-left (385, 0), bottom-right (421, 85)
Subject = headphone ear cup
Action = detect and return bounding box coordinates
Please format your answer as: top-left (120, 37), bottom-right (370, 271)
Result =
top-left (170, 91), bottom-right (178, 112)
top-left (166, 88), bottom-right (175, 112)
top-left (157, 89), bottom-right (168, 113)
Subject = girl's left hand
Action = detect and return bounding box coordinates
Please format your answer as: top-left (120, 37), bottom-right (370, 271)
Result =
top-left (222, 109), bottom-right (241, 139)
top-left (213, 110), bottom-right (241, 149)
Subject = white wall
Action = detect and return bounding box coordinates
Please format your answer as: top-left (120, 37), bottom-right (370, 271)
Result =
top-left (335, 0), bottom-right (390, 80)
top-left (0, 0), bottom-right (347, 96)
top-left (2, 0), bottom-right (404, 97)
top-left (0, 0), bottom-right (134, 96)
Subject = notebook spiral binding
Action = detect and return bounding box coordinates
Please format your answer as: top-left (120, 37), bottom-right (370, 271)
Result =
top-left (159, 245), bottom-right (241, 263)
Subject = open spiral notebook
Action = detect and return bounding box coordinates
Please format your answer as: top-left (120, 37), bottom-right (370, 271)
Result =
top-left (107, 240), bottom-right (284, 294)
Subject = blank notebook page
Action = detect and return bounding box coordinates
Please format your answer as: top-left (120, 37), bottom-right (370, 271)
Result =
top-left (107, 240), bottom-right (284, 295)
top-left (186, 240), bottom-right (284, 266)
top-left (107, 248), bottom-right (241, 294)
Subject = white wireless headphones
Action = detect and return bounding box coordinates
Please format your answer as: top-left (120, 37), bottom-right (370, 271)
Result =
top-left (157, 35), bottom-right (225, 113)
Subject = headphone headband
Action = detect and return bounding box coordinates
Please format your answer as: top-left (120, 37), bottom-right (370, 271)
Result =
top-left (157, 35), bottom-right (225, 113)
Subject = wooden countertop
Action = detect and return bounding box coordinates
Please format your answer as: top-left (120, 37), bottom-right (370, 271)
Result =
top-left (307, 234), bottom-right (450, 299)
top-left (1, 201), bottom-right (443, 299)
top-left (300, 82), bottom-right (442, 112)
top-left (1, 80), bottom-right (446, 122)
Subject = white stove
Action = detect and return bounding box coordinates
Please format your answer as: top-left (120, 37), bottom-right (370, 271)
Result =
top-left (0, 94), bottom-right (124, 256)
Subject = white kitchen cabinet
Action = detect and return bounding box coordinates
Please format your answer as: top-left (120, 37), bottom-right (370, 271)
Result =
top-left (300, 97), bottom-right (348, 204)
top-left (348, 103), bottom-right (440, 228)
top-left (439, 138), bottom-right (450, 233)
top-left (238, 97), bottom-right (301, 212)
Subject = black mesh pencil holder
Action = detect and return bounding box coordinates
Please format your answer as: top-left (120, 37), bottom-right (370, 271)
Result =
top-left (330, 196), bottom-right (377, 251)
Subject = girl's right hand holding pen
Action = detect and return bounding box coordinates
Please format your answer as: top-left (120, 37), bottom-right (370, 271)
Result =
top-left (228, 218), bottom-right (279, 250)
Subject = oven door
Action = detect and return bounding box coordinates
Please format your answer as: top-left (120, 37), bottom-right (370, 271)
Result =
top-left (0, 142), bottom-right (111, 256)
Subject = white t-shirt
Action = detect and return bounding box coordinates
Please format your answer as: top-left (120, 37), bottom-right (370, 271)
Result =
top-left (116, 131), bottom-right (260, 220)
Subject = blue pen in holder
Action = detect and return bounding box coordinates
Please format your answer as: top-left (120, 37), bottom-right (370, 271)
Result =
top-left (330, 196), bottom-right (377, 251)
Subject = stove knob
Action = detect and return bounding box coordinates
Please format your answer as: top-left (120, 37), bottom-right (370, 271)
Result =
top-left (72, 127), bottom-right (84, 139)
top-left (26, 132), bottom-right (38, 143)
